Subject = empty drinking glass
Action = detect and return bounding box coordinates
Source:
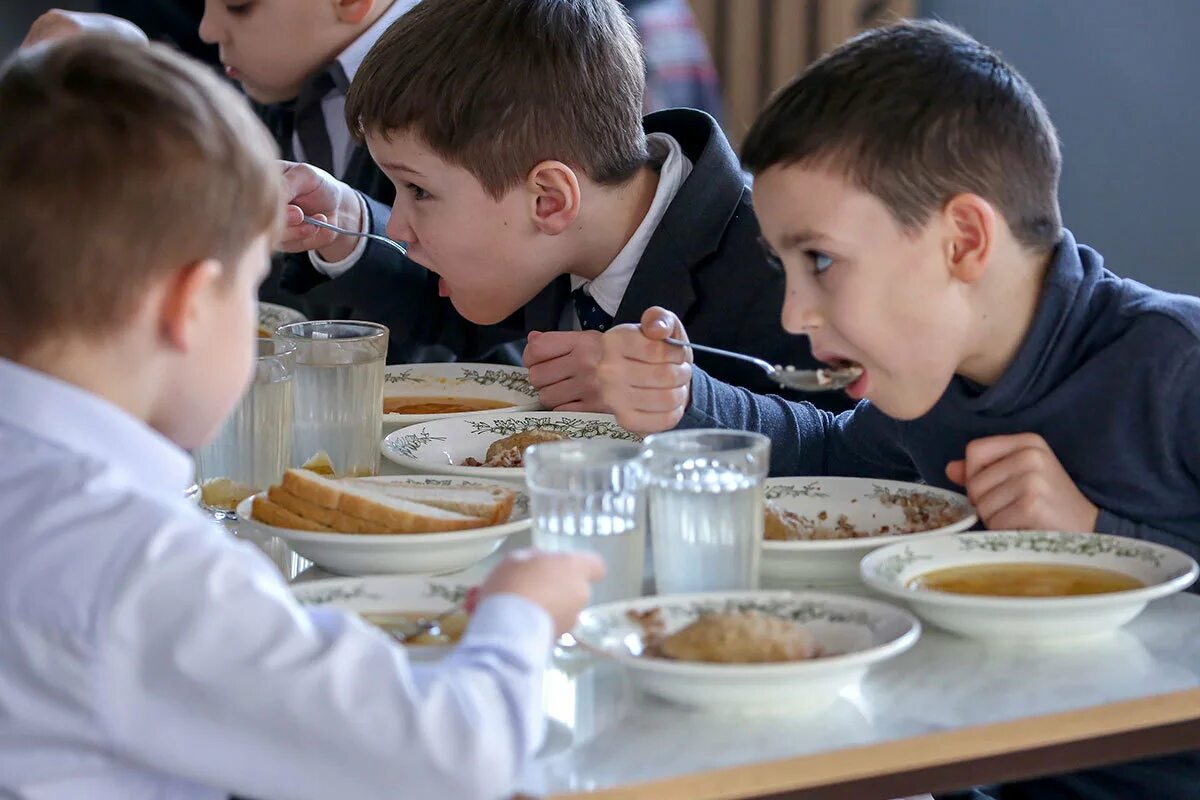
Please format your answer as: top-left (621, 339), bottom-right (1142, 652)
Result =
top-left (193, 338), bottom-right (296, 518)
top-left (643, 429), bottom-right (770, 594)
top-left (525, 440), bottom-right (647, 605)
top-left (275, 320), bottom-right (388, 477)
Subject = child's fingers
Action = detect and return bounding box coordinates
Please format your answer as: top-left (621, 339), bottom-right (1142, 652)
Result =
top-left (536, 376), bottom-right (587, 410)
top-left (626, 361), bottom-right (692, 390)
top-left (614, 407), bottom-right (686, 436)
top-left (528, 355), bottom-right (576, 391)
top-left (622, 385), bottom-right (691, 413)
top-left (960, 451), bottom-right (1023, 507)
top-left (944, 459), bottom-right (966, 486)
top-left (639, 306), bottom-right (686, 342)
top-left (971, 473), bottom-right (1028, 527)
top-left (962, 433), bottom-right (1048, 482)
top-left (524, 331), bottom-right (583, 370)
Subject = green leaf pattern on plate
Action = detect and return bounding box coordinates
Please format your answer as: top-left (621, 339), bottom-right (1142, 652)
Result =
top-left (465, 416), bottom-right (641, 442)
top-left (387, 429), bottom-right (449, 459)
top-left (765, 481), bottom-right (829, 500)
top-left (458, 368), bottom-right (537, 397)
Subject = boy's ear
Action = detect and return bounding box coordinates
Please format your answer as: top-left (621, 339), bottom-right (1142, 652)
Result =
top-left (526, 160), bottom-right (581, 236)
top-left (941, 193), bottom-right (996, 285)
top-left (159, 259), bottom-right (223, 352)
top-left (333, 0), bottom-right (375, 24)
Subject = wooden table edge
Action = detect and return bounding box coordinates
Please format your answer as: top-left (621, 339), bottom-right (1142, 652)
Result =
top-left (538, 687), bottom-right (1200, 800)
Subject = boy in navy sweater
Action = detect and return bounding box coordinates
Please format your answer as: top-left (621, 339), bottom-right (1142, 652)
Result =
top-left (595, 20), bottom-right (1200, 799)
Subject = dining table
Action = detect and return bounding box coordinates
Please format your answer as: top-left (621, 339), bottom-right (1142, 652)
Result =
top-left (233, 500), bottom-right (1200, 800)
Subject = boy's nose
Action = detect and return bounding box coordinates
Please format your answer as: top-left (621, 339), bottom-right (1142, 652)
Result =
top-left (781, 295), bottom-right (823, 335)
top-left (386, 208), bottom-right (416, 247)
top-left (197, 5), bottom-right (222, 45)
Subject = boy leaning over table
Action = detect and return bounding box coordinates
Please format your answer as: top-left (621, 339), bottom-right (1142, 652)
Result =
top-left (595, 19), bottom-right (1200, 800)
top-left (0, 37), bottom-right (602, 800)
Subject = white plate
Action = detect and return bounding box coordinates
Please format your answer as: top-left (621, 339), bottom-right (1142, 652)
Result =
top-left (860, 531), bottom-right (1199, 641)
top-left (762, 477), bottom-right (976, 584)
top-left (295, 569), bottom-right (575, 763)
top-left (381, 411), bottom-right (641, 480)
top-left (293, 572), bottom-right (475, 660)
top-left (257, 302), bottom-right (306, 335)
top-left (575, 591), bottom-right (920, 713)
top-left (236, 476), bottom-right (529, 575)
top-left (382, 363), bottom-right (541, 430)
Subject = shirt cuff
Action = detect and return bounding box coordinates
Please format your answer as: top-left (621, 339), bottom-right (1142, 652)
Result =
top-left (461, 594), bottom-right (554, 656)
top-left (308, 192), bottom-right (369, 278)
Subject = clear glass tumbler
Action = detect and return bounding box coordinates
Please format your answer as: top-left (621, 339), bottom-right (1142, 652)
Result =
top-left (643, 429), bottom-right (770, 594)
top-left (275, 320), bottom-right (388, 477)
top-left (525, 439), bottom-right (647, 605)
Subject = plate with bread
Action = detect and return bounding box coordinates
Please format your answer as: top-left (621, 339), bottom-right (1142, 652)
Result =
top-left (760, 477), bottom-right (976, 585)
top-left (381, 411), bottom-right (641, 479)
top-left (257, 302), bottom-right (306, 337)
top-left (238, 468), bottom-right (529, 575)
top-left (382, 363), bottom-right (542, 430)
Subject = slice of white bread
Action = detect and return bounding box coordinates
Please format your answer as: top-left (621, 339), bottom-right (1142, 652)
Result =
top-left (278, 469), bottom-right (487, 533)
top-left (267, 486), bottom-right (385, 533)
top-left (350, 481), bottom-right (516, 526)
top-left (251, 495), bottom-right (334, 532)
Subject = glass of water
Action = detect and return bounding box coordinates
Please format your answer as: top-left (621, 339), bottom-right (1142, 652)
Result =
top-left (525, 440), bottom-right (647, 606)
top-left (193, 337), bottom-right (296, 518)
top-left (643, 429), bottom-right (770, 595)
top-left (275, 320), bottom-right (388, 477)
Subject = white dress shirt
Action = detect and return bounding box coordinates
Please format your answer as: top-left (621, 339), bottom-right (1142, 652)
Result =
top-left (565, 132), bottom-right (693, 328)
top-left (0, 358), bottom-right (552, 800)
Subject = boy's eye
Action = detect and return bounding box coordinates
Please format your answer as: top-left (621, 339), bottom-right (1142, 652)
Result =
top-left (406, 183), bottom-right (430, 201)
top-left (807, 250), bottom-right (834, 275)
top-left (226, 2), bottom-right (255, 16)
top-left (758, 237), bottom-right (784, 271)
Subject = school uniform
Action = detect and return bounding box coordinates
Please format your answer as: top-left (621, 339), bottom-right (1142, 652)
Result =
top-left (274, 108), bottom-right (851, 410)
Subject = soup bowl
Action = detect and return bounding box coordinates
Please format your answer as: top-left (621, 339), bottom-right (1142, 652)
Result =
top-left (860, 531), bottom-right (1198, 641)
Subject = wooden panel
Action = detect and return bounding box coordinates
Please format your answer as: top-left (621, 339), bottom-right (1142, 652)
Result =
top-left (768, 0), bottom-right (809, 98)
top-left (817, 0), bottom-right (916, 56)
top-left (689, 0), bottom-right (720, 50)
top-left (722, 0), bottom-right (765, 142)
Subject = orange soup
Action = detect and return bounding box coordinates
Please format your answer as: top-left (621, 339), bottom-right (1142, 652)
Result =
top-left (384, 396), bottom-right (514, 415)
top-left (908, 563), bottom-right (1143, 597)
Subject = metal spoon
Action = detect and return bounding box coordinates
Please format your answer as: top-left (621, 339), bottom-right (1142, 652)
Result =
top-left (302, 215), bottom-right (408, 256)
top-left (665, 338), bottom-right (862, 392)
top-left (381, 605), bottom-right (464, 645)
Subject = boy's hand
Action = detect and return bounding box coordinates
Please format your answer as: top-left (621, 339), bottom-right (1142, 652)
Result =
top-left (946, 433), bottom-right (1099, 532)
top-left (596, 307), bottom-right (693, 434)
top-left (22, 10), bottom-right (148, 49)
top-left (478, 550), bottom-right (605, 637)
top-left (524, 331), bottom-right (609, 412)
top-left (279, 161), bottom-right (364, 262)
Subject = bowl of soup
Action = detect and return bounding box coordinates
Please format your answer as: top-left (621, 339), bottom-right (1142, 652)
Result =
top-left (860, 531), bottom-right (1198, 641)
top-left (382, 363), bottom-right (542, 429)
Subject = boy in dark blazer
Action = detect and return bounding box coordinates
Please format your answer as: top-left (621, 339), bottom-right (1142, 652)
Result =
top-left (280, 0), bottom-right (848, 411)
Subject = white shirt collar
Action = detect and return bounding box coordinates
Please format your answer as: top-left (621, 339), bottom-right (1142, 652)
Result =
top-left (336, 0), bottom-right (420, 83)
top-left (571, 132), bottom-right (694, 319)
top-left (0, 358), bottom-right (194, 495)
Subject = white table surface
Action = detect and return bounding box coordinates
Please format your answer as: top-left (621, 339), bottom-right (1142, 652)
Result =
top-left (231, 506), bottom-right (1200, 800)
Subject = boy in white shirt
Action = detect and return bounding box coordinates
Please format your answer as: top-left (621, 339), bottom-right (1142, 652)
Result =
top-left (0, 36), bottom-right (602, 800)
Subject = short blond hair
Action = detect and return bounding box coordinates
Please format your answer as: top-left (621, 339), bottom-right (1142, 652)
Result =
top-left (345, 0), bottom-right (649, 198)
top-left (0, 37), bottom-right (281, 359)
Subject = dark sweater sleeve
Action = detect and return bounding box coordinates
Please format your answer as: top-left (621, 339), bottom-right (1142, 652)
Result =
top-left (1093, 349), bottom-right (1200, 562)
top-left (680, 368), bottom-right (919, 479)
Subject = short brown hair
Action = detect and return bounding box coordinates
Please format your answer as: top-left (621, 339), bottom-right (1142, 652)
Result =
top-left (345, 0), bottom-right (649, 197)
top-left (0, 37), bottom-right (280, 359)
top-left (742, 20), bottom-right (1062, 252)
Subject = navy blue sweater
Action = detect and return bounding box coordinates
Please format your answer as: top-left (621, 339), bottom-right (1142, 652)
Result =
top-left (682, 230), bottom-right (1200, 559)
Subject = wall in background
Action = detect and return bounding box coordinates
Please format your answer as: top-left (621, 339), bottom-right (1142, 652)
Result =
top-left (919, 0), bottom-right (1200, 295)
